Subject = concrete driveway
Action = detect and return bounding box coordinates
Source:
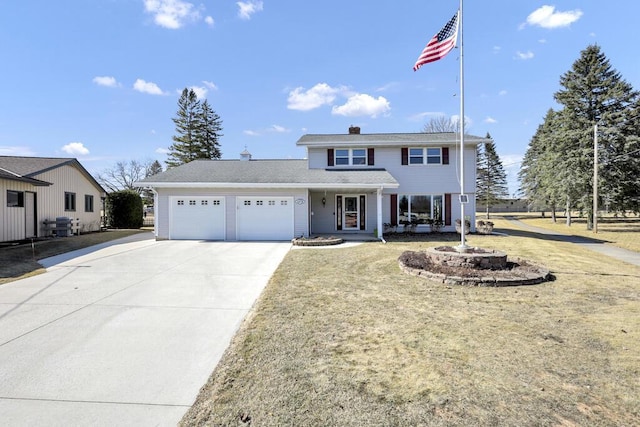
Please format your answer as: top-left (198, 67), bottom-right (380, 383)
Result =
top-left (0, 233), bottom-right (291, 426)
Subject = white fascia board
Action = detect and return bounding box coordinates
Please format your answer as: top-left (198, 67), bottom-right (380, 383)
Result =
top-left (136, 182), bottom-right (399, 189)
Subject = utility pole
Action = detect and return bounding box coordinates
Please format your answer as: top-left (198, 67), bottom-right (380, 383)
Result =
top-left (593, 124), bottom-right (598, 234)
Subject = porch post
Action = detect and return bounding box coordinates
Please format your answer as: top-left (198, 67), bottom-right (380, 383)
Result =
top-left (377, 187), bottom-right (383, 241)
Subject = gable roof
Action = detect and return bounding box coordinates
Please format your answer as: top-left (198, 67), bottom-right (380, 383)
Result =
top-left (297, 132), bottom-right (490, 147)
top-left (0, 156), bottom-right (105, 193)
top-left (136, 159), bottom-right (399, 189)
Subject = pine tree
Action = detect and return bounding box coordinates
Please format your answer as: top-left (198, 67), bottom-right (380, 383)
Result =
top-left (166, 88), bottom-right (201, 168)
top-left (554, 44), bottom-right (639, 227)
top-left (520, 45), bottom-right (639, 227)
top-left (196, 99), bottom-right (223, 159)
top-left (146, 160), bottom-right (163, 177)
top-left (165, 89), bottom-right (224, 168)
top-left (476, 133), bottom-right (508, 219)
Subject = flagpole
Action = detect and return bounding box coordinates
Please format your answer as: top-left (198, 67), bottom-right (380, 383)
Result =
top-left (458, 0), bottom-right (468, 250)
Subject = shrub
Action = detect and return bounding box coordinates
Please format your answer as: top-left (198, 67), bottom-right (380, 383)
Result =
top-left (106, 190), bottom-right (143, 229)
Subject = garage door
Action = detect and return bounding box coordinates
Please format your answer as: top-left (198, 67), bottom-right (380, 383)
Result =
top-left (237, 197), bottom-right (294, 241)
top-left (170, 196), bottom-right (225, 240)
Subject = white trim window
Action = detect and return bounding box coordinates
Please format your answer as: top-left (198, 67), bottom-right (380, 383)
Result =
top-left (398, 194), bottom-right (444, 225)
top-left (409, 147), bottom-right (442, 165)
top-left (335, 148), bottom-right (367, 166)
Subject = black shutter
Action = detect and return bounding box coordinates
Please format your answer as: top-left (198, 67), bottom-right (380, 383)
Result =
top-left (401, 147), bottom-right (408, 165)
top-left (360, 195), bottom-right (366, 230)
top-left (336, 195), bottom-right (342, 230)
top-left (328, 148), bottom-right (334, 167)
top-left (445, 194), bottom-right (452, 226)
top-left (442, 147), bottom-right (449, 164)
top-left (390, 194), bottom-right (397, 226)
top-left (367, 148), bottom-right (375, 166)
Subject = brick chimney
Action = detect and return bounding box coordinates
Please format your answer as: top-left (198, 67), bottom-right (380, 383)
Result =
top-left (348, 125), bottom-right (361, 135)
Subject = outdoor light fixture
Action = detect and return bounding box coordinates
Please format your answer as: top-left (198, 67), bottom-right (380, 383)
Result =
top-left (322, 197), bottom-right (326, 207)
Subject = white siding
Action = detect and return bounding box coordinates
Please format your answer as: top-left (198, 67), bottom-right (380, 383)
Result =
top-left (33, 165), bottom-right (104, 235)
top-left (308, 145), bottom-right (478, 231)
top-left (0, 179), bottom-right (36, 242)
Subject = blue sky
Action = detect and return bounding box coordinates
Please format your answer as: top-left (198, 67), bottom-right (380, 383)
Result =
top-left (1, 1), bottom-right (638, 195)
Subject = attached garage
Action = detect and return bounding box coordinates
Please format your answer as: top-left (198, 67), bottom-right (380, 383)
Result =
top-left (170, 196), bottom-right (225, 240)
top-left (236, 196), bottom-right (294, 241)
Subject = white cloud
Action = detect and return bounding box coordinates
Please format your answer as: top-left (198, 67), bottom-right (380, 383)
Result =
top-left (499, 90), bottom-right (508, 96)
top-left (0, 146), bottom-right (36, 156)
top-left (204, 16), bottom-right (214, 26)
top-left (375, 82), bottom-right (399, 92)
top-left (538, 39), bottom-right (547, 44)
top-left (515, 51), bottom-right (534, 60)
top-left (492, 46), bottom-right (501, 54)
top-left (155, 147), bottom-right (170, 154)
top-left (408, 111), bottom-right (445, 122)
top-left (133, 79), bottom-right (165, 95)
top-left (237, 1), bottom-right (263, 20)
top-left (190, 85), bottom-right (208, 99)
top-left (92, 76), bottom-right (120, 88)
top-left (243, 130), bottom-right (260, 136)
top-left (203, 80), bottom-right (218, 90)
top-left (62, 142), bottom-right (89, 156)
top-left (332, 94), bottom-right (390, 118)
top-left (143, 0), bottom-right (200, 29)
top-left (287, 83), bottom-right (344, 111)
top-left (268, 125), bottom-right (289, 133)
top-left (524, 5), bottom-right (583, 29)
top-left (484, 117), bottom-right (498, 124)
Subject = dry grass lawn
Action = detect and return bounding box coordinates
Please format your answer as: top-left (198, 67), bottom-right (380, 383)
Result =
top-left (509, 213), bottom-right (640, 253)
top-left (0, 230), bottom-right (146, 285)
top-left (182, 218), bottom-right (639, 426)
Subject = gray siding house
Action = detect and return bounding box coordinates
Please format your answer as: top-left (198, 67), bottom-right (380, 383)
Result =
top-left (0, 156), bottom-right (106, 242)
top-left (137, 127), bottom-right (488, 241)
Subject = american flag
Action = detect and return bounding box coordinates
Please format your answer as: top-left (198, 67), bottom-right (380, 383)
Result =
top-left (413, 11), bottom-right (459, 71)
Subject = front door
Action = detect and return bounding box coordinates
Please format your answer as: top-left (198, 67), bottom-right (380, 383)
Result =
top-left (336, 195), bottom-right (366, 231)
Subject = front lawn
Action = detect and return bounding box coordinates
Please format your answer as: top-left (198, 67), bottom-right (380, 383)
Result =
top-left (181, 218), bottom-right (639, 426)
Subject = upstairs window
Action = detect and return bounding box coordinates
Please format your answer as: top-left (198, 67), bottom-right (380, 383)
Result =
top-left (335, 149), bottom-right (350, 165)
top-left (334, 148), bottom-right (368, 166)
top-left (403, 147), bottom-right (444, 165)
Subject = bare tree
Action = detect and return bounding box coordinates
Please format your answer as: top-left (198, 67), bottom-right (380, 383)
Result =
top-left (97, 160), bottom-right (153, 194)
top-left (422, 115), bottom-right (467, 133)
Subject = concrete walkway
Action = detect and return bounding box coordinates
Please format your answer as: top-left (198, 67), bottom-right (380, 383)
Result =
top-left (504, 217), bottom-right (640, 267)
top-left (0, 234), bottom-right (291, 426)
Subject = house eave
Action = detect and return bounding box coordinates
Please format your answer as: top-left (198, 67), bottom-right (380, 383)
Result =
top-left (136, 182), bottom-right (399, 189)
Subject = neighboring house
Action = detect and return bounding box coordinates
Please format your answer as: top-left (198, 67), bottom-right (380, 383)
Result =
top-left (137, 127), bottom-right (489, 241)
top-left (0, 156), bottom-right (106, 242)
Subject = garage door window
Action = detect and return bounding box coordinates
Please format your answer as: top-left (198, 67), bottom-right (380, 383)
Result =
top-left (177, 200), bottom-right (184, 205)
top-left (244, 200), bottom-right (251, 206)
top-left (201, 200), bottom-right (208, 206)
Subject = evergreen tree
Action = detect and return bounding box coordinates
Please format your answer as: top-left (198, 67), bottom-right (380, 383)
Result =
top-left (476, 133), bottom-right (508, 219)
top-left (554, 44), bottom-right (638, 227)
top-left (165, 89), bottom-right (223, 168)
top-left (146, 160), bottom-right (163, 177)
top-left (520, 45), bottom-right (639, 228)
top-left (519, 109), bottom-right (564, 221)
top-left (166, 88), bottom-right (201, 168)
top-left (196, 99), bottom-right (223, 159)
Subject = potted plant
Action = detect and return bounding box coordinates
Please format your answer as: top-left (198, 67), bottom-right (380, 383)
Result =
top-left (455, 218), bottom-right (471, 234)
top-left (476, 220), bottom-right (494, 235)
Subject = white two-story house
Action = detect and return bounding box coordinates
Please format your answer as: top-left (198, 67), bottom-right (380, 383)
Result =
top-left (138, 127), bottom-right (488, 241)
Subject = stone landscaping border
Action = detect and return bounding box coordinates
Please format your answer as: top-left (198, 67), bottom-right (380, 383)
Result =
top-left (291, 236), bottom-right (343, 247)
top-left (398, 256), bottom-right (552, 287)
